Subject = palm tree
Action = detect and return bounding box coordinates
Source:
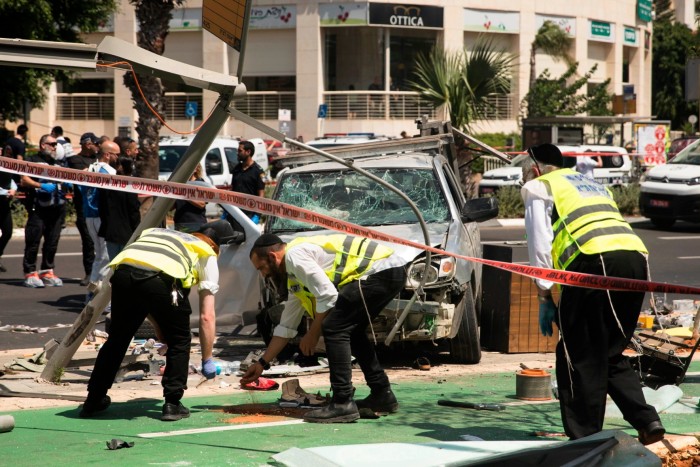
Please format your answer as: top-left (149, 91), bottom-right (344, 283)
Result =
top-left (529, 21), bottom-right (574, 90)
top-left (125, 0), bottom-right (185, 181)
top-left (409, 36), bottom-right (514, 132)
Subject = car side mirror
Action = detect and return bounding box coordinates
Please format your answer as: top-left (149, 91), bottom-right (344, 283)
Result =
top-left (461, 197), bottom-right (499, 223)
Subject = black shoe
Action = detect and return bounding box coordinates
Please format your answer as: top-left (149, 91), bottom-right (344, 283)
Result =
top-left (80, 276), bottom-right (90, 287)
top-left (0, 259), bottom-right (6, 273)
top-left (79, 395), bottom-right (111, 418)
top-left (356, 388), bottom-right (399, 415)
top-left (638, 420), bottom-right (665, 445)
top-left (303, 400), bottom-right (359, 423)
top-left (162, 402), bottom-right (190, 421)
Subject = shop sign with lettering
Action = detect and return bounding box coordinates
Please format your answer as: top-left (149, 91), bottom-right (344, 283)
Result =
top-left (369, 3), bottom-right (443, 29)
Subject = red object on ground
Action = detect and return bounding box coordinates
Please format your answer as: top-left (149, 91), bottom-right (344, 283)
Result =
top-left (241, 377), bottom-right (279, 391)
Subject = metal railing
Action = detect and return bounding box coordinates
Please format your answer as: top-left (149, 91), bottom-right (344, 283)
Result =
top-left (231, 91), bottom-right (296, 120)
top-left (481, 93), bottom-right (516, 120)
top-left (56, 94), bottom-right (115, 120)
top-left (323, 91), bottom-right (437, 120)
top-left (163, 93), bottom-right (203, 120)
top-left (482, 155), bottom-right (511, 172)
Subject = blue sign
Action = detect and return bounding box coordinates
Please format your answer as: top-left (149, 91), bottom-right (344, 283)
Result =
top-left (317, 104), bottom-right (328, 119)
top-left (185, 101), bottom-right (198, 118)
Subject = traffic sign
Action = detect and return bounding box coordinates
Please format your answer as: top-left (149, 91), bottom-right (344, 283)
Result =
top-left (318, 104), bottom-right (328, 119)
top-left (185, 101), bottom-right (198, 118)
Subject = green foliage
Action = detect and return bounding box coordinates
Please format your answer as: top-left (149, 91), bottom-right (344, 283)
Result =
top-left (611, 183), bottom-right (641, 216)
top-left (523, 63), bottom-right (612, 120)
top-left (495, 186), bottom-right (524, 218)
top-left (0, 0), bottom-right (118, 121)
top-left (652, 18), bottom-right (700, 129)
top-left (529, 21), bottom-right (574, 90)
top-left (466, 132), bottom-right (521, 173)
top-left (409, 36), bottom-right (515, 131)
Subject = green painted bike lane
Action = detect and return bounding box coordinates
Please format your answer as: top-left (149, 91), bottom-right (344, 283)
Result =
top-left (2, 367), bottom-right (698, 466)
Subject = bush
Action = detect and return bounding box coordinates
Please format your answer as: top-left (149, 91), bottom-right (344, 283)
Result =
top-left (611, 183), bottom-right (640, 216)
top-left (495, 186), bottom-right (524, 218)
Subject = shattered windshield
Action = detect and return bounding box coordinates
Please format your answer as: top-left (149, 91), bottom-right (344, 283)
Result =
top-left (269, 167), bottom-right (450, 232)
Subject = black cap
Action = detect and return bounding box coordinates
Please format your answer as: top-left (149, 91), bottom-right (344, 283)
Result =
top-left (528, 143), bottom-right (564, 167)
top-left (198, 220), bottom-right (236, 246)
top-left (253, 233), bottom-right (283, 248)
top-left (80, 132), bottom-right (99, 145)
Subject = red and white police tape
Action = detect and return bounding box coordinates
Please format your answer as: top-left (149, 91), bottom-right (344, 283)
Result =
top-left (3, 157), bottom-right (699, 295)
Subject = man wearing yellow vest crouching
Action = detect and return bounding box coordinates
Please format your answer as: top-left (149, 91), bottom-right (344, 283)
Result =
top-left (80, 220), bottom-right (235, 421)
top-left (241, 233), bottom-right (408, 423)
top-left (521, 143), bottom-right (664, 445)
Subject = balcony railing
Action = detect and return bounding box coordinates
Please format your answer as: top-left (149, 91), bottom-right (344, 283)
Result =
top-left (481, 94), bottom-right (516, 120)
top-left (323, 91), bottom-right (437, 120)
top-left (163, 93), bottom-right (203, 120)
top-left (231, 91), bottom-right (296, 120)
top-left (56, 94), bottom-right (115, 120)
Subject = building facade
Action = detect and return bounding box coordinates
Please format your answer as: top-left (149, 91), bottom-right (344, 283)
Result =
top-left (25, 0), bottom-right (662, 145)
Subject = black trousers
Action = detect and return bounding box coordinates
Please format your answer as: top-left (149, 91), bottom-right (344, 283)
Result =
top-left (87, 266), bottom-right (192, 404)
top-left (22, 205), bottom-right (66, 274)
top-left (556, 250), bottom-right (660, 439)
top-left (73, 190), bottom-right (94, 275)
top-left (0, 197), bottom-right (12, 257)
top-left (322, 266), bottom-right (406, 401)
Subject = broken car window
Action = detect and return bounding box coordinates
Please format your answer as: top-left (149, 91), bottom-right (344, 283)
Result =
top-left (269, 168), bottom-right (450, 232)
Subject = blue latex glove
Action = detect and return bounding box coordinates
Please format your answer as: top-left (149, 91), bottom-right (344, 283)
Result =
top-left (201, 358), bottom-right (217, 380)
top-left (538, 300), bottom-right (557, 337)
top-left (40, 183), bottom-right (56, 193)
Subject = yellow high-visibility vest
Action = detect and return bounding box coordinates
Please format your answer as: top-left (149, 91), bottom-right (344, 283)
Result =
top-left (110, 228), bottom-right (216, 288)
top-left (286, 235), bottom-right (394, 317)
top-left (538, 169), bottom-right (647, 270)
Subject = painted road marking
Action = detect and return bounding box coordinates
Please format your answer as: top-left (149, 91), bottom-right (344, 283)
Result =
top-left (138, 419), bottom-right (305, 438)
top-left (2, 252), bottom-right (82, 258)
top-left (658, 236), bottom-right (700, 240)
top-left (678, 256), bottom-right (700, 259)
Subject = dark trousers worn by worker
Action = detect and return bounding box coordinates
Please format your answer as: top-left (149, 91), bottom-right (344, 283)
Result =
top-left (322, 266), bottom-right (407, 402)
top-left (556, 250), bottom-right (660, 439)
top-left (86, 265), bottom-right (192, 405)
top-left (22, 205), bottom-right (66, 273)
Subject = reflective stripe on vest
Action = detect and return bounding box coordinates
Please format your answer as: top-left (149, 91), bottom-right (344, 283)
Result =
top-left (286, 234), bottom-right (394, 317)
top-left (109, 228), bottom-right (216, 288)
top-left (538, 169), bottom-right (647, 270)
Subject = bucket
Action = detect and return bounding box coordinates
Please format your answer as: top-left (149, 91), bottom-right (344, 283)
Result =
top-left (515, 369), bottom-right (552, 401)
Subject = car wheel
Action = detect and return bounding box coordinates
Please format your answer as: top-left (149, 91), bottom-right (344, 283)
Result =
top-left (650, 218), bottom-right (675, 229)
top-left (449, 287), bottom-right (481, 364)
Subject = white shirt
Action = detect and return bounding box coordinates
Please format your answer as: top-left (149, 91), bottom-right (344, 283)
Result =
top-left (521, 179), bottom-right (555, 291)
top-left (575, 156), bottom-right (598, 179)
top-left (273, 242), bottom-right (407, 339)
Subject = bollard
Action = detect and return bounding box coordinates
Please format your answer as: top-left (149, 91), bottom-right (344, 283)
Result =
top-left (0, 415), bottom-right (15, 433)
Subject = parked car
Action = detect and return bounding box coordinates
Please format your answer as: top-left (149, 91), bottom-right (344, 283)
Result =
top-left (478, 145), bottom-right (632, 196)
top-left (639, 138), bottom-right (700, 228)
top-left (158, 136), bottom-right (268, 189)
top-left (667, 136), bottom-right (699, 161)
top-left (306, 132), bottom-right (391, 149)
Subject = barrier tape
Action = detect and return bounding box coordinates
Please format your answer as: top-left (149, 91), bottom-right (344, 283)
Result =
top-left (3, 157), bottom-right (700, 295)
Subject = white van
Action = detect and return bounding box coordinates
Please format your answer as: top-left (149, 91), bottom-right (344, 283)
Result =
top-left (478, 145), bottom-right (632, 196)
top-left (158, 136), bottom-right (268, 190)
top-left (639, 138), bottom-right (700, 228)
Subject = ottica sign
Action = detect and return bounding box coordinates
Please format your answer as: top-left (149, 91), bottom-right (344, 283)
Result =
top-left (369, 3), bottom-right (443, 29)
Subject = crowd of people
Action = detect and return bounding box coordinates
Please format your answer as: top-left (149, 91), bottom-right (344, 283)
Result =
top-left (1, 128), bottom-right (665, 444)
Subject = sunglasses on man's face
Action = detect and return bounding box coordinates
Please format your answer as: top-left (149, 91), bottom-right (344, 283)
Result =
top-left (45, 142), bottom-right (58, 147)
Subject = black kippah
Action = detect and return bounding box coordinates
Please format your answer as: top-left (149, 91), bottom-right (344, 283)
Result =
top-left (253, 233), bottom-right (284, 248)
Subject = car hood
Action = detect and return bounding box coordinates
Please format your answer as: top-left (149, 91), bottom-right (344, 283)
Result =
top-left (646, 163), bottom-right (700, 179)
top-left (482, 167), bottom-right (520, 179)
top-left (278, 222), bottom-right (450, 263)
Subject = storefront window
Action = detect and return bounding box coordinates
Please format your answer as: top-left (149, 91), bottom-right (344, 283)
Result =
top-left (324, 28), bottom-right (385, 92)
top-left (390, 31), bottom-right (435, 90)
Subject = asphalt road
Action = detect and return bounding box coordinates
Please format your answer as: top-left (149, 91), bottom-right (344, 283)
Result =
top-left (1, 218), bottom-right (699, 351)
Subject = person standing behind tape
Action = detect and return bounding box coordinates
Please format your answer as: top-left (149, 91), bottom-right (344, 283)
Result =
top-left (20, 135), bottom-right (69, 288)
top-left (520, 143), bottom-right (664, 445)
top-left (80, 220), bottom-right (235, 421)
top-left (241, 233), bottom-right (408, 423)
top-left (229, 140), bottom-right (265, 222)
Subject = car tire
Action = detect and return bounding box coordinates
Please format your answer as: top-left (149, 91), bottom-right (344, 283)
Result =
top-left (650, 218), bottom-right (675, 229)
top-left (449, 287), bottom-right (481, 364)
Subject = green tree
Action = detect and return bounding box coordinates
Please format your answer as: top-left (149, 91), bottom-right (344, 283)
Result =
top-left (652, 10), bottom-right (700, 129)
top-left (524, 63), bottom-right (592, 117)
top-left (408, 36), bottom-right (514, 132)
top-left (0, 0), bottom-right (118, 123)
top-left (529, 21), bottom-right (574, 91)
top-left (126, 0), bottom-right (185, 180)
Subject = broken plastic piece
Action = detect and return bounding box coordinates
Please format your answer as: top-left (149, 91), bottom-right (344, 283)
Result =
top-left (106, 439), bottom-right (134, 450)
